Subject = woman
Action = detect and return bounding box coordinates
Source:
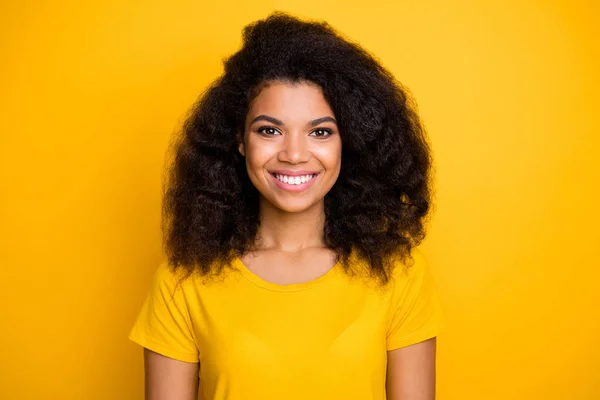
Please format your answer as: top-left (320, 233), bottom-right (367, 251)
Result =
top-left (129, 11), bottom-right (442, 400)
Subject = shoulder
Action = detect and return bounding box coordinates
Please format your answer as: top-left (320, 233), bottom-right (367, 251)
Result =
top-left (151, 258), bottom-right (242, 296)
top-left (388, 248), bottom-right (435, 295)
top-left (341, 247), bottom-right (430, 288)
top-left (154, 261), bottom-right (187, 284)
top-left (339, 248), bottom-right (432, 299)
top-left (150, 261), bottom-right (202, 296)
top-left (384, 247), bottom-right (443, 348)
top-left (387, 247), bottom-right (428, 279)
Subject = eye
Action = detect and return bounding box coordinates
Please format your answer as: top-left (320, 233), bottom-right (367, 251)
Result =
top-left (257, 127), bottom-right (281, 136)
top-left (309, 128), bottom-right (333, 137)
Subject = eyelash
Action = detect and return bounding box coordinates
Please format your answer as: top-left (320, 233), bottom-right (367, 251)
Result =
top-left (257, 127), bottom-right (333, 137)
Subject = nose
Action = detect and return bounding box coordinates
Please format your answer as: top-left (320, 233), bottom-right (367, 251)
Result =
top-left (277, 132), bottom-right (310, 164)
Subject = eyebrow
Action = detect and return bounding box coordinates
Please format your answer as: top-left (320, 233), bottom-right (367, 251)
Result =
top-left (249, 115), bottom-right (337, 127)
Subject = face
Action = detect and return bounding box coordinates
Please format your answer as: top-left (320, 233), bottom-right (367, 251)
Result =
top-left (239, 80), bottom-right (342, 214)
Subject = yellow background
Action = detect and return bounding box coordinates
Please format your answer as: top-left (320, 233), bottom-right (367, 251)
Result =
top-left (1, 0), bottom-right (598, 399)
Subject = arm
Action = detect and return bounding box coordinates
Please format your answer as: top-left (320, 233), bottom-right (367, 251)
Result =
top-left (129, 262), bottom-right (202, 399)
top-left (386, 337), bottom-right (437, 400)
top-left (144, 348), bottom-right (199, 400)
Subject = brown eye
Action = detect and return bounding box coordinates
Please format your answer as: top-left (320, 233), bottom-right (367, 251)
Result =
top-left (309, 128), bottom-right (332, 137)
top-left (257, 127), bottom-right (281, 136)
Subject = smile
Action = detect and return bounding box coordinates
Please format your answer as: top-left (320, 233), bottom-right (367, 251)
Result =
top-left (269, 171), bottom-right (320, 192)
top-left (273, 173), bottom-right (316, 185)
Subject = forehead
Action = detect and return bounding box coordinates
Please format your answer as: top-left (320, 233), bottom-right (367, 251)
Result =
top-left (246, 80), bottom-right (335, 121)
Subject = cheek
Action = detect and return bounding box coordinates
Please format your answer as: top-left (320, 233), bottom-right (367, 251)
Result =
top-left (313, 142), bottom-right (342, 171)
top-left (244, 140), bottom-right (273, 175)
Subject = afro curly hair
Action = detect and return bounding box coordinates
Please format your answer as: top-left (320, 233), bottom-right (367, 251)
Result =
top-left (163, 11), bottom-right (434, 285)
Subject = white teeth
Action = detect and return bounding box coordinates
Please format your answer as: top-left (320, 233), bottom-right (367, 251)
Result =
top-left (274, 174), bottom-right (315, 185)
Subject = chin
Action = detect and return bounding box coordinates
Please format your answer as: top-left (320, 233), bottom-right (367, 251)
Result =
top-left (268, 196), bottom-right (321, 214)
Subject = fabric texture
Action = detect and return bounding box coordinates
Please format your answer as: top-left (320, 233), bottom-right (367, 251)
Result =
top-left (129, 248), bottom-right (443, 400)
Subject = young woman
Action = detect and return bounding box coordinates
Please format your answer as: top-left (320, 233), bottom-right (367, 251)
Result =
top-left (129, 12), bottom-right (442, 400)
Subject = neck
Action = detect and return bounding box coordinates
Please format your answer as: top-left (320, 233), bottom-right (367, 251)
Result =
top-left (254, 197), bottom-right (326, 252)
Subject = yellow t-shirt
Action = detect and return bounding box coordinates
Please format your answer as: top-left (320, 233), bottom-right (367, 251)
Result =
top-left (128, 248), bottom-right (443, 400)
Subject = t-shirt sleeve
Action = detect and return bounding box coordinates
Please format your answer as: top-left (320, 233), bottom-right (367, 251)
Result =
top-left (128, 261), bottom-right (199, 363)
top-left (386, 249), bottom-right (443, 351)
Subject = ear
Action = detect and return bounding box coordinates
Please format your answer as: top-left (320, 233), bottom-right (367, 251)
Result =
top-left (236, 130), bottom-right (246, 156)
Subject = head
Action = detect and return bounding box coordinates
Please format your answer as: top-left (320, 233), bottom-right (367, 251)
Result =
top-left (239, 79), bottom-right (342, 214)
top-left (164, 12), bottom-right (433, 284)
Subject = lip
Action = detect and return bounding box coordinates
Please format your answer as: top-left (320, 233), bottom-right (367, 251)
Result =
top-left (270, 170), bottom-right (319, 176)
top-left (269, 171), bottom-right (320, 192)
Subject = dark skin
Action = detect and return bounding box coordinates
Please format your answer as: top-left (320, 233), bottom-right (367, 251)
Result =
top-left (144, 349), bottom-right (199, 400)
top-left (143, 82), bottom-right (436, 399)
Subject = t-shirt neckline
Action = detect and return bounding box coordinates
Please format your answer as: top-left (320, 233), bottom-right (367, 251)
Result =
top-left (232, 255), bottom-right (340, 292)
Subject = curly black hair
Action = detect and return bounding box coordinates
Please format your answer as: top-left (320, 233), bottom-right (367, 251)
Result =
top-left (163, 11), bottom-right (433, 285)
